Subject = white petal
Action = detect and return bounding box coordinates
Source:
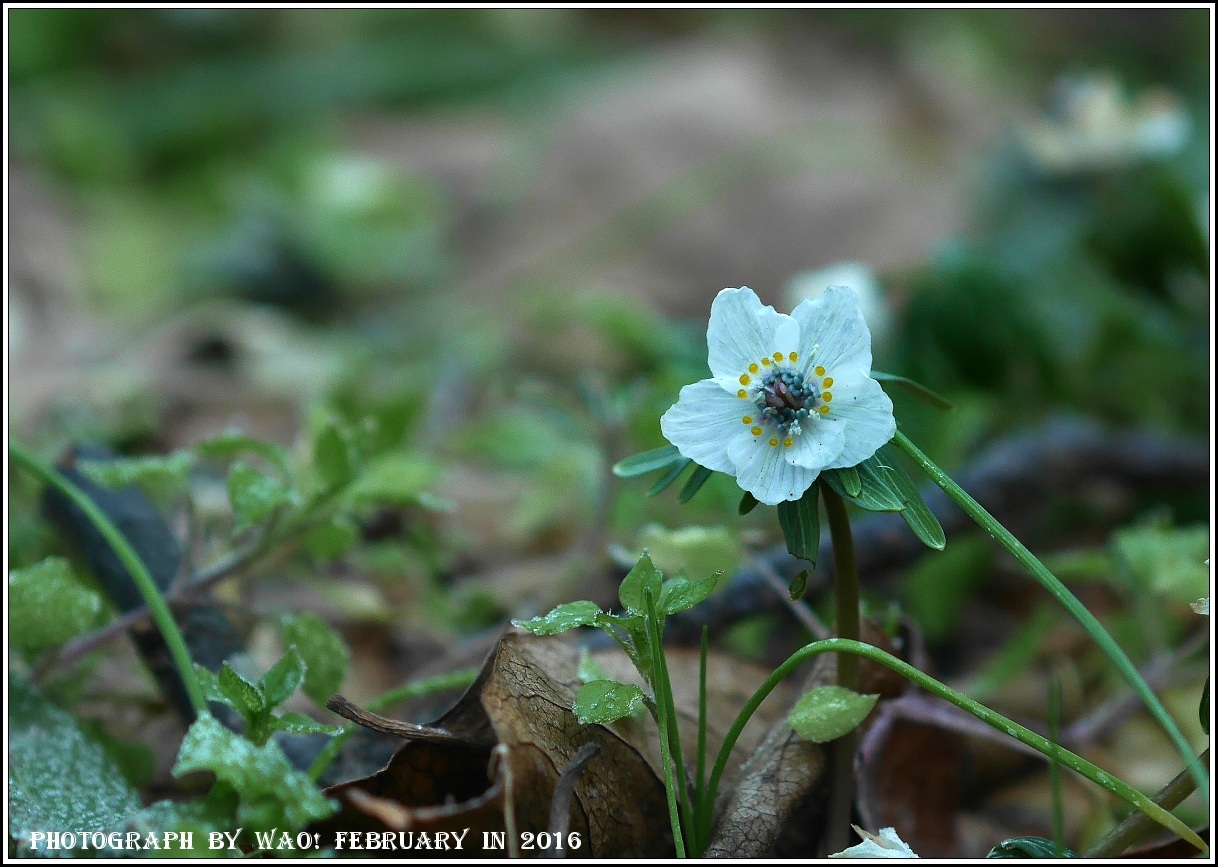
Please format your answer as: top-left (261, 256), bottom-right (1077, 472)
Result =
top-left (791, 285), bottom-right (874, 374)
top-left (829, 826), bottom-right (919, 859)
top-left (818, 368), bottom-right (896, 469)
top-left (660, 379), bottom-right (751, 474)
top-left (707, 287), bottom-right (800, 385)
top-left (726, 433), bottom-right (819, 505)
top-left (786, 417), bottom-right (846, 471)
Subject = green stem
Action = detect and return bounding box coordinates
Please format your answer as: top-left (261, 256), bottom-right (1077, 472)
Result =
top-left (821, 482), bottom-right (859, 853)
top-left (644, 590), bottom-right (686, 857)
top-left (1085, 748), bottom-right (1209, 858)
top-left (701, 639), bottom-right (1206, 855)
top-left (695, 625), bottom-right (709, 850)
top-left (891, 431), bottom-right (1207, 800)
top-left (10, 442), bottom-right (206, 716)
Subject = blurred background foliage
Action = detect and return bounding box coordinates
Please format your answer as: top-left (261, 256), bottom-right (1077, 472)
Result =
top-left (7, 8), bottom-right (1211, 849)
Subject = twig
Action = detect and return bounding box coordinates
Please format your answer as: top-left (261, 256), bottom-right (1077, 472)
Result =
top-left (544, 743), bottom-right (601, 858)
top-left (757, 559), bottom-right (831, 641)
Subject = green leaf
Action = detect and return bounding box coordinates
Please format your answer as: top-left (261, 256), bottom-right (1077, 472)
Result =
top-left (678, 464), bottom-right (715, 504)
top-left (345, 453), bottom-right (440, 506)
top-left (788, 685), bottom-right (879, 743)
top-left (172, 712), bottom-right (336, 832)
top-left (272, 712), bottom-right (343, 737)
top-left (636, 524), bottom-right (742, 587)
top-left (777, 486), bottom-right (821, 563)
top-left (305, 514), bottom-right (359, 561)
top-left (8, 558), bottom-right (103, 652)
top-left (280, 613), bottom-right (349, 704)
top-left (219, 664), bottom-right (266, 720)
top-left (194, 665), bottom-right (227, 706)
top-left (260, 650), bottom-right (306, 709)
top-left (195, 428), bottom-right (291, 476)
top-left (738, 491), bottom-right (759, 515)
top-left (9, 680), bottom-right (144, 853)
top-left (1201, 678), bottom-right (1209, 737)
top-left (880, 446), bottom-right (946, 550)
top-left (647, 457), bottom-right (692, 496)
top-left (577, 651), bottom-right (612, 684)
top-left (830, 466), bottom-right (862, 497)
top-left (872, 370), bottom-right (953, 410)
top-left (658, 572), bottom-right (720, 615)
top-left (313, 419), bottom-right (355, 490)
top-left (77, 451), bottom-right (195, 498)
top-left (612, 445), bottom-right (682, 478)
top-left (789, 569), bottom-right (810, 601)
top-left (619, 551), bottom-right (664, 612)
top-left (573, 680), bottom-right (648, 724)
top-left (823, 455), bottom-right (906, 512)
top-left (987, 836), bottom-right (1076, 858)
top-left (1113, 521), bottom-right (1209, 603)
top-left (228, 461), bottom-right (295, 532)
top-left (511, 601), bottom-right (604, 636)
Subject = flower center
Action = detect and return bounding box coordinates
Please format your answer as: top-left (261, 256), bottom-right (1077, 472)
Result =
top-left (756, 368), bottom-right (818, 436)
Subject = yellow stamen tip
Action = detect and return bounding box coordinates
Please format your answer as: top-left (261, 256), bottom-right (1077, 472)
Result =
top-left (815, 365), bottom-right (826, 376)
top-left (822, 377), bottom-right (834, 388)
top-left (769, 438), bottom-right (779, 447)
top-left (748, 363), bottom-right (760, 374)
top-left (761, 358), bottom-right (771, 367)
top-left (818, 405), bottom-right (830, 415)
top-left (822, 392), bottom-right (833, 402)
top-left (783, 437), bottom-right (794, 448)
top-left (751, 426), bottom-right (763, 437)
top-left (739, 374), bottom-right (751, 385)
top-left (742, 416), bottom-right (753, 424)
top-left (737, 389), bottom-right (748, 399)
top-left (789, 351), bottom-right (798, 362)
top-left (773, 352), bottom-right (784, 362)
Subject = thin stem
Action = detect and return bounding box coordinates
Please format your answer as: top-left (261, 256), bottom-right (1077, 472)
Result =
top-left (701, 639), bottom-right (1206, 855)
top-left (892, 430), bottom-right (1207, 800)
top-left (644, 590), bottom-right (686, 857)
top-left (820, 482), bottom-right (860, 853)
top-left (11, 442), bottom-right (206, 716)
top-left (695, 625), bottom-right (709, 851)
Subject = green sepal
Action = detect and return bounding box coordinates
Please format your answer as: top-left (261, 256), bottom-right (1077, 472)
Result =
top-left (879, 445), bottom-right (946, 550)
top-left (822, 454), bottom-right (905, 512)
top-left (738, 491), bottom-right (759, 515)
top-left (678, 464), bottom-right (714, 504)
top-left (612, 445), bottom-right (682, 478)
top-left (777, 485), bottom-right (821, 564)
top-left (647, 458), bottom-right (692, 496)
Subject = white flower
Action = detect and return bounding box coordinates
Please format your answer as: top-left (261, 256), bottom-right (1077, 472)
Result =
top-left (829, 825), bottom-right (919, 859)
top-left (660, 286), bottom-right (895, 506)
top-left (786, 262), bottom-right (893, 349)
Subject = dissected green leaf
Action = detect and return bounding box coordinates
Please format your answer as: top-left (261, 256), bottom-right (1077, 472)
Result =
top-left (219, 664), bottom-right (266, 720)
top-left (612, 445), bottom-right (682, 478)
top-left (619, 551), bottom-right (664, 612)
top-left (228, 461), bottom-right (295, 532)
top-left (880, 445), bottom-right (946, 550)
top-left (658, 572), bottom-right (720, 615)
top-left (172, 713), bottom-right (336, 832)
top-left (8, 558), bottom-right (103, 652)
top-left (305, 514), bottom-right (359, 561)
top-left (272, 712), bottom-right (343, 737)
top-left (9, 680), bottom-right (143, 854)
top-left (777, 486), bottom-right (821, 563)
top-left (987, 836), bottom-right (1076, 857)
top-left (647, 457), bottom-right (692, 496)
top-left (345, 453), bottom-right (440, 506)
top-left (573, 680), bottom-right (648, 724)
top-left (872, 370), bottom-right (953, 410)
top-left (313, 419), bottom-right (355, 490)
top-left (678, 463), bottom-right (715, 504)
top-left (77, 451), bottom-right (195, 498)
top-left (279, 613), bottom-right (349, 704)
top-left (788, 685), bottom-right (878, 743)
top-left (260, 650), bottom-right (306, 709)
top-left (512, 600), bottom-right (604, 636)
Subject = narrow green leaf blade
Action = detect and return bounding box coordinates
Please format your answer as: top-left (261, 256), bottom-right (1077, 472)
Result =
top-left (872, 370), bottom-right (953, 410)
top-left (738, 491), bottom-right (759, 515)
top-left (832, 466), bottom-right (862, 497)
top-left (573, 680), bottom-right (647, 725)
top-left (272, 712), bottom-right (343, 737)
top-left (678, 464), bottom-right (714, 504)
top-left (880, 446), bottom-right (946, 550)
top-left (987, 836), bottom-right (1076, 858)
top-left (512, 601), bottom-right (604, 636)
top-left (777, 486), bottom-right (820, 563)
top-left (788, 685), bottom-right (879, 743)
top-left (612, 445), bottom-right (682, 478)
top-left (647, 457), bottom-right (692, 496)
